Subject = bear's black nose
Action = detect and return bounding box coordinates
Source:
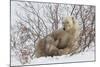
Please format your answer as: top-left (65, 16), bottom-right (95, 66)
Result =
top-left (63, 27), bottom-right (65, 31)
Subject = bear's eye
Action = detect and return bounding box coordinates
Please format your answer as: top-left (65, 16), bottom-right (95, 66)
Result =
top-left (66, 21), bottom-right (69, 24)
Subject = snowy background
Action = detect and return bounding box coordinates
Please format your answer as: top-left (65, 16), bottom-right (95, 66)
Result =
top-left (10, 1), bottom-right (95, 66)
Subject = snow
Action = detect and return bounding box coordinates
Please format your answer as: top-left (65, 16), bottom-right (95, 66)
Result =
top-left (30, 51), bottom-right (95, 65)
top-left (11, 47), bottom-right (95, 66)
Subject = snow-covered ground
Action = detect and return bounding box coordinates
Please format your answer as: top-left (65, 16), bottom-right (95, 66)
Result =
top-left (11, 46), bottom-right (95, 66)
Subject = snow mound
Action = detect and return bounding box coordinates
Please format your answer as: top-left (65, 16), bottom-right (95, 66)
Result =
top-left (11, 49), bottom-right (95, 66)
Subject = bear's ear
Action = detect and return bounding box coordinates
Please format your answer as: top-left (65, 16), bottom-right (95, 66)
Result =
top-left (72, 16), bottom-right (75, 24)
top-left (72, 16), bottom-right (74, 19)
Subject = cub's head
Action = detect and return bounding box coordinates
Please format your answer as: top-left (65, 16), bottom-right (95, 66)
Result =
top-left (45, 36), bottom-right (59, 56)
top-left (62, 16), bottom-right (76, 31)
